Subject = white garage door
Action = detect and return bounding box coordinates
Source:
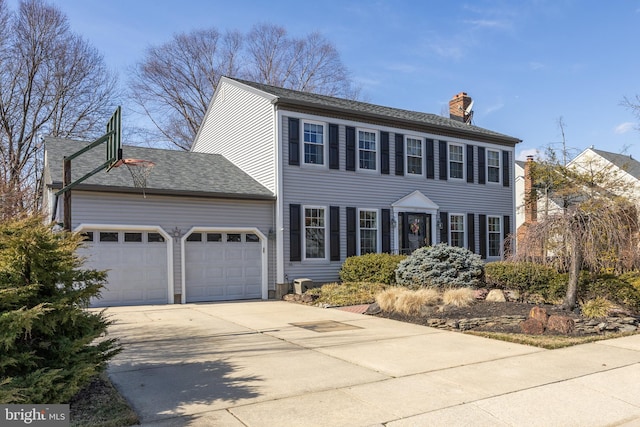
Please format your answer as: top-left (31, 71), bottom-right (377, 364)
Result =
top-left (79, 230), bottom-right (169, 307)
top-left (185, 231), bottom-right (262, 302)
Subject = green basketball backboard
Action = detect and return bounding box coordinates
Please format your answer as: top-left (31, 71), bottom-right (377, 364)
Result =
top-left (106, 105), bottom-right (122, 167)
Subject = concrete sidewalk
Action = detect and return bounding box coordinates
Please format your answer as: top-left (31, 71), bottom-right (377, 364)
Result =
top-left (103, 301), bottom-right (640, 426)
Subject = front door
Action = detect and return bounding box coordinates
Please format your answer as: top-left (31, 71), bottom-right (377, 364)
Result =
top-left (399, 213), bottom-right (432, 255)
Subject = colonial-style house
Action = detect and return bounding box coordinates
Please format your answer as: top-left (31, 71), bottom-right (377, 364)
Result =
top-left (43, 77), bottom-right (520, 306)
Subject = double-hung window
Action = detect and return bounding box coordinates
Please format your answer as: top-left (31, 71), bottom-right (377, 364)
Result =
top-left (449, 214), bottom-right (465, 247)
top-left (406, 137), bottom-right (423, 175)
top-left (358, 129), bottom-right (377, 171)
top-left (487, 149), bottom-right (501, 183)
top-left (303, 121), bottom-right (325, 165)
top-left (449, 143), bottom-right (464, 179)
top-left (304, 207), bottom-right (326, 259)
top-left (359, 209), bottom-right (378, 254)
top-left (488, 216), bottom-right (502, 257)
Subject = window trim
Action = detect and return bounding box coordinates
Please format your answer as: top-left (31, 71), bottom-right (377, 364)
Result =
top-left (448, 143), bottom-right (465, 180)
top-left (303, 205), bottom-right (328, 261)
top-left (405, 135), bottom-right (424, 177)
top-left (356, 128), bottom-right (379, 173)
top-left (449, 213), bottom-right (466, 248)
top-left (301, 119), bottom-right (327, 167)
top-left (487, 215), bottom-right (502, 257)
top-left (357, 208), bottom-right (380, 255)
top-left (486, 148), bottom-right (502, 184)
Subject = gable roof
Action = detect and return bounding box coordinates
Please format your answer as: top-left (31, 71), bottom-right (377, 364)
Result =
top-left (590, 148), bottom-right (640, 181)
top-left (44, 138), bottom-right (274, 200)
top-left (225, 77), bottom-right (521, 146)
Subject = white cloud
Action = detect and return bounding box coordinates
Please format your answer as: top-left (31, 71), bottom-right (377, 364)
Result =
top-left (516, 148), bottom-right (539, 161)
top-left (529, 61), bottom-right (545, 70)
top-left (484, 103), bottom-right (505, 115)
top-left (615, 122), bottom-right (635, 134)
top-left (463, 19), bottom-right (513, 31)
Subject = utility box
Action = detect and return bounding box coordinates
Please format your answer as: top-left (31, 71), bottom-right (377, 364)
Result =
top-left (293, 278), bottom-right (313, 294)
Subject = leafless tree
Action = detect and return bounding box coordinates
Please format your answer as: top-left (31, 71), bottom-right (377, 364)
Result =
top-left (0, 0), bottom-right (119, 219)
top-left (129, 23), bottom-right (360, 150)
top-left (515, 141), bottom-right (640, 309)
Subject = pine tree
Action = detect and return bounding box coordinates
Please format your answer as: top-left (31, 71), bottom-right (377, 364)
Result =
top-left (0, 216), bottom-right (121, 403)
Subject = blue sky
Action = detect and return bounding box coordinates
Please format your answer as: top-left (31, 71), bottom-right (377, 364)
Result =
top-left (28, 1), bottom-right (640, 160)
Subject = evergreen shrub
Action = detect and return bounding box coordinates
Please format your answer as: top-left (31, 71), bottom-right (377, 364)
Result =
top-left (395, 244), bottom-right (484, 289)
top-left (339, 253), bottom-right (406, 285)
top-left (0, 217), bottom-right (121, 403)
top-left (485, 261), bottom-right (560, 297)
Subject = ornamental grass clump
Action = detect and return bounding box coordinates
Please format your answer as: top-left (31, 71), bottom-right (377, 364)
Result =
top-left (395, 288), bottom-right (440, 315)
top-left (580, 297), bottom-right (613, 319)
top-left (442, 287), bottom-right (476, 307)
top-left (395, 244), bottom-right (484, 289)
top-left (375, 287), bottom-right (405, 312)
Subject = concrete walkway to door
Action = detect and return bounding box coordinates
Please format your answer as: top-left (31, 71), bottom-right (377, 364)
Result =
top-left (103, 301), bottom-right (640, 426)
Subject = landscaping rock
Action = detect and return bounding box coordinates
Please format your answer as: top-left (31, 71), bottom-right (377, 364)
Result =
top-left (300, 294), bottom-right (315, 303)
top-left (505, 290), bottom-right (520, 302)
top-left (547, 315), bottom-right (575, 334)
top-left (365, 302), bottom-right (382, 315)
top-left (529, 306), bottom-right (549, 326)
top-left (485, 289), bottom-right (506, 302)
top-left (520, 318), bottom-right (545, 335)
top-left (474, 288), bottom-right (489, 300)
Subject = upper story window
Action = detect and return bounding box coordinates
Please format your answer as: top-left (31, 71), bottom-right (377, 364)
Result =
top-left (487, 149), bottom-right (501, 183)
top-left (303, 121), bottom-right (325, 165)
top-left (488, 216), bottom-right (502, 257)
top-left (449, 214), bottom-right (465, 248)
top-left (304, 206), bottom-right (326, 259)
top-left (359, 209), bottom-right (378, 254)
top-left (358, 129), bottom-right (377, 171)
top-left (449, 143), bottom-right (464, 179)
top-left (406, 137), bottom-right (423, 175)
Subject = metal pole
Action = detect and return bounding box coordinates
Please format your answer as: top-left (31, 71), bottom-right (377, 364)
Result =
top-left (63, 157), bottom-right (71, 231)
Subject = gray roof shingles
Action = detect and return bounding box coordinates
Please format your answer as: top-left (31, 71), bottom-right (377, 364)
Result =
top-left (229, 77), bottom-right (521, 145)
top-left (45, 138), bottom-right (274, 199)
top-left (591, 148), bottom-right (640, 181)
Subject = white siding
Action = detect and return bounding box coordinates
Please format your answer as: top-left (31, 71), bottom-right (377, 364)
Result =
top-left (279, 112), bottom-right (515, 284)
top-left (71, 191), bottom-right (275, 299)
top-left (192, 80), bottom-right (276, 192)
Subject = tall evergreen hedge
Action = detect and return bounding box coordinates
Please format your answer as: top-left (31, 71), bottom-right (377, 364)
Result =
top-left (0, 217), bottom-right (121, 403)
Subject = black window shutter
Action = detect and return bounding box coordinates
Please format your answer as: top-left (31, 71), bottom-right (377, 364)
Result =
top-left (439, 211), bottom-right (448, 244)
top-left (426, 139), bottom-right (435, 179)
top-left (381, 209), bottom-right (391, 253)
top-left (329, 124), bottom-right (339, 170)
top-left (398, 212), bottom-right (406, 253)
top-left (346, 126), bottom-right (356, 171)
top-left (466, 145), bottom-right (474, 183)
top-left (478, 146), bottom-right (486, 185)
top-left (479, 214), bottom-right (487, 259)
top-left (503, 215), bottom-right (512, 257)
top-left (330, 206), bottom-right (340, 261)
top-left (439, 141), bottom-right (448, 180)
top-left (503, 150), bottom-right (510, 187)
top-left (380, 131), bottom-right (390, 175)
top-left (288, 118), bottom-right (299, 166)
top-left (395, 133), bottom-right (404, 175)
top-left (467, 213), bottom-right (475, 253)
top-left (346, 207), bottom-right (357, 256)
top-left (290, 204), bottom-right (301, 261)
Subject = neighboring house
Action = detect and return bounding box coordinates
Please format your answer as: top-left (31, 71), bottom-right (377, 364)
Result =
top-left (44, 77), bottom-right (521, 307)
top-left (515, 146), bottom-right (640, 251)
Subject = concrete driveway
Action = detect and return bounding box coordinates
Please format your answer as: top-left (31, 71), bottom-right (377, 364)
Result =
top-left (102, 301), bottom-right (640, 426)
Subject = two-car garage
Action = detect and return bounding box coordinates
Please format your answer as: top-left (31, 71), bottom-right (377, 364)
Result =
top-left (78, 225), bottom-right (266, 307)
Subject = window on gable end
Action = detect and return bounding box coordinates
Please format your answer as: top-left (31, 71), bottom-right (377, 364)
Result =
top-left (358, 129), bottom-right (377, 171)
top-left (406, 136), bottom-right (423, 176)
top-left (303, 121), bottom-right (325, 165)
top-left (487, 149), bottom-right (501, 183)
top-left (449, 143), bottom-right (464, 179)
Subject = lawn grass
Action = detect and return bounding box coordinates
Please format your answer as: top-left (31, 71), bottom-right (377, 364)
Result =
top-left (466, 330), bottom-right (638, 349)
top-left (70, 372), bottom-right (138, 427)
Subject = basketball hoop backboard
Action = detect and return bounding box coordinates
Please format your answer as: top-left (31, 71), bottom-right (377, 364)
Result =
top-left (106, 106), bottom-right (122, 168)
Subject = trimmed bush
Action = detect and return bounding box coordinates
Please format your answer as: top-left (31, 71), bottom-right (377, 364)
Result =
top-left (484, 261), bottom-right (560, 296)
top-left (306, 282), bottom-right (386, 306)
top-left (0, 217), bottom-right (121, 404)
top-left (442, 288), bottom-right (476, 307)
top-left (395, 244), bottom-right (484, 289)
top-left (578, 274), bottom-right (640, 313)
top-left (339, 253), bottom-right (406, 285)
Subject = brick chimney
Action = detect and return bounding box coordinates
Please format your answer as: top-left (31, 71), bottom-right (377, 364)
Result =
top-left (449, 92), bottom-right (473, 123)
top-left (524, 155), bottom-right (537, 224)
